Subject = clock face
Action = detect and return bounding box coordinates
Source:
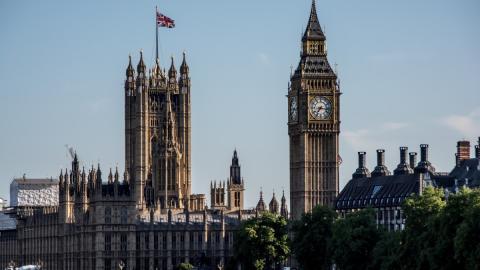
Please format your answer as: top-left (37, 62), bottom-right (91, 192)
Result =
top-left (290, 97), bottom-right (298, 121)
top-left (309, 96), bottom-right (332, 120)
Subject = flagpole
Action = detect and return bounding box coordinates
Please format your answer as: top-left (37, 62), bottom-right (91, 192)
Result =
top-left (155, 6), bottom-right (159, 61)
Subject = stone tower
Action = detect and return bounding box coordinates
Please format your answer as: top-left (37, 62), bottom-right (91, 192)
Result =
top-left (288, 0), bottom-right (340, 220)
top-left (227, 150), bottom-right (245, 212)
top-left (125, 52), bottom-right (191, 210)
top-left (210, 150), bottom-right (245, 212)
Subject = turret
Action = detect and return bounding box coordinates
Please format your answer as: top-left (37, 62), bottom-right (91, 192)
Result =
top-left (230, 149), bottom-right (241, 184)
top-left (59, 169), bottom-right (64, 190)
top-left (108, 168), bottom-right (113, 184)
top-left (168, 56), bottom-right (177, 85)
top-left (96, 164), bottom-right (102, 187)
top-left (125, 55), bottom-right (135, 94)
top-left (180, 51), bottom-right (189, 73)
top-left (269, 192), bottom-right (279, 214)
top-left (114, 167), bottom-right (120, 184)
top-left (256, 191), bottom-right (266, 212)
top-left (394, 147), bottom-right (413, 175)
top-left (371, 149), bottom-right (391, 177)
top-left (137, 50), bottom-right (146, 79)
top-left (352, 152), bottom-right (370, 179)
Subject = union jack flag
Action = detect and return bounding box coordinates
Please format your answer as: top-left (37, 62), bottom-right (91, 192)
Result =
top-left (157, 12), bottom-right (175, 28)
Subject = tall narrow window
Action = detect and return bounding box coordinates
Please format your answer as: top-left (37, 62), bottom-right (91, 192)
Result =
top-left (105, 233), bottom-right (111, 251)
top-left (105, 207), bottom-right (112, 224)
top-left (120, 233), bottom-right (127, 251)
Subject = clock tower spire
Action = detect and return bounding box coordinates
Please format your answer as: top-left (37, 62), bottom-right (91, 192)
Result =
top-left (288, 0), bottom-right (340, 220)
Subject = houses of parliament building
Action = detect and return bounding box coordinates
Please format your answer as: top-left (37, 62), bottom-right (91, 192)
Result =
top-left (0, 1), bottom-right (336, 269)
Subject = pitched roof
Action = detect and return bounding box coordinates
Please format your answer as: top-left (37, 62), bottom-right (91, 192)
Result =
top-left (335, 174), bottom-right (419, 210)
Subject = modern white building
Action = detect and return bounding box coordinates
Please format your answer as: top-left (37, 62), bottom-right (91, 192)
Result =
top-left (9, 176), bottom-right (58, 207)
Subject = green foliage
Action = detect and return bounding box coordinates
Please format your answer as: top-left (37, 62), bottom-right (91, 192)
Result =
top-left (234, 187), bottom-right (480, 270)
top-left (291, 205), bottom-right (337, 270)
top-left (234, 212), bottom-right (290, 270)
top-left (378, 187), bottom-right (480, 270)
top-left (453, 189), bottom-right (480, 270)
top-left (331, 209), bottom-right (381, 270)
top-left (176, 262), bottom-right (193, 270)
top-left (370, 230), bottom-right (402, 270)
top-left (397, 186), bottom-right (446, 269)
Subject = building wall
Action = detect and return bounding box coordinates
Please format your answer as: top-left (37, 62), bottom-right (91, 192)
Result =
top-left (0, 204), bottom-right (253, 270)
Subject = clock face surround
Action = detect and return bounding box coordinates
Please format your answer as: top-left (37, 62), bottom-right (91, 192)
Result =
top-left (290, 97), bottom-right (298, 121)
top-left (309, 96), bottom-right (332, 120)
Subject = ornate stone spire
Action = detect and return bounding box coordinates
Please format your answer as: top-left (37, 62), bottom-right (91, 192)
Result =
top-left (280, 190), bottom-right (288, 219)
top-left (269, 192), bottom-right (279, 214)
top-left (168, 56), bottom-right (177, 80)
top-left (137, 50), bottom-right (146, 74)
top-left (302, 0), bottom-right (326, 42)
top-left (256, 190), bottom-right (266, 212)
top-left (126, 54), bottom-right (134, 77)
top-left (180, 51), bottom-right (189, 75)
top-left (230, 149), bottom-right (241, 184)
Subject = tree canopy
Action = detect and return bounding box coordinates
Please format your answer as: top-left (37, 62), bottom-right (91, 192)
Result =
top-left (233, 212), bottom-right (290, 270)
top-left (291, 205), bottom-right (336, 270)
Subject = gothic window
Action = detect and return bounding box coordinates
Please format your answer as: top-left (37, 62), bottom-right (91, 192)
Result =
top-left (154, 234), bottom-right (158, 250)
top-left (104, 259), bottom-right (111, 270)
top-left (105, 207), bottom-right (111, 224)
top-left (180, 234), bottom-right (185, 249)
top-left (172, 233), bottom-right (177, 249)
top-left (105, 233), bottom-right (111, 251)
top-left (120, 208), bottom-right (128, 224)
top-left (144, 234), bottom-right (149, 250)
top-left (120, 233), bottom-right (127, 251)
top-left (234, 192), bottom-right (240, 207)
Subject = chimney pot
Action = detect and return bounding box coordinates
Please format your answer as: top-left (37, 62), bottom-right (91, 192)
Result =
top-left (377, 149), bottom-right (385, 166)
top-left (420, 144), bottom-right (429, 162)
top-left (457, 140), bottom-right (471, 164)
top-left (409, 152), bottom-right (417, 169)
top-left (400, 147), bottom-right (408, 164)
top-left (358, 152), bottom-right (366, 168)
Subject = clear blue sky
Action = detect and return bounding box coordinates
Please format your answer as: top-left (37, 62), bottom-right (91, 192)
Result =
top-left (1, 0), bottom-right (479, 207)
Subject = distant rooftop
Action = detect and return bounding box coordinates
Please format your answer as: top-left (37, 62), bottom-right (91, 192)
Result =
top-left (10, 177), bottom-right (59, 207)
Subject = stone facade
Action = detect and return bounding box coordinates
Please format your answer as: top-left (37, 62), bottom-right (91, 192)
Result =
top-left (125, 52), bottom-right (198, 212)
top-left (288, 0), bottom-right (340, 220)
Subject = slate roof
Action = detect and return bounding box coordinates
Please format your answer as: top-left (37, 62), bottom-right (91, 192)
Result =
top-left (435, 158), bottom-right (480, 190)
top-left (336, 157), bottom-right (480, 211)
top-left (335, 174), bottom-right (419, 210)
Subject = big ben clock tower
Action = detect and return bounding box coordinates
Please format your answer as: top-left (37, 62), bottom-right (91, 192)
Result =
top-left (288, 0), bottom-right (340, 220)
